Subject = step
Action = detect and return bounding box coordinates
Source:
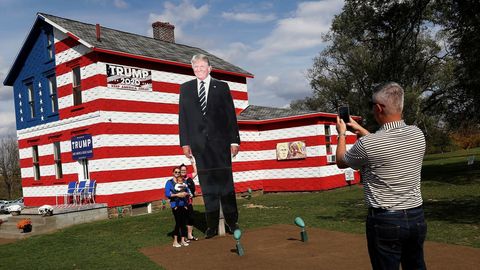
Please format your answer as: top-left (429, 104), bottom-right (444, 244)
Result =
top-left (0, 204), bottom-right (108, 239)
top-left (7, 215), bottom-right (54, 225)
top-left (0, 218), bottom-right (56, 236)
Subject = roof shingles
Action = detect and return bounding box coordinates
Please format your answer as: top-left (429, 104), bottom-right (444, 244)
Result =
top-left (40, 13), bottom-right (252, 76)
top-left (238, 105), bottom-right (326, 121)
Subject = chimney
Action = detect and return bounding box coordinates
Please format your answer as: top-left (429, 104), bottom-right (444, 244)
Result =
top-left (96, 23), bottom-right (101, 41)
top-left (152, 22), bottom-right (175, 43)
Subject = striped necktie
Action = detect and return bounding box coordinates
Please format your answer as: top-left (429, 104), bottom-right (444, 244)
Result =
top-left (199, 81), bottom-right (206, 115)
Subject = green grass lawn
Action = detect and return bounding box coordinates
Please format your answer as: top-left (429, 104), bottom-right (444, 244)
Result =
top-left (0, 148), bottom-right (478, 269)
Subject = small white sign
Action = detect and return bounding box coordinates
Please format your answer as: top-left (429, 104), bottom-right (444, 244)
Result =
top-left (467, 155), bottom-right (475, 166)
top-left (344, 169), bottom-right (355, 181)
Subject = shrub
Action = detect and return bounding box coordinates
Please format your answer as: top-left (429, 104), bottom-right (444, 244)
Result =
top-left (16, 219), bottom-right (32, 230)
top-left (450, 129), bottom-right (480, 149)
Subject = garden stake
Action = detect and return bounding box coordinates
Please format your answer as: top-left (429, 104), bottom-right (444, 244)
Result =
top-left (294, 217), bottom-right (308, 242)
top-left (234, 229), bottom-right (245, 256)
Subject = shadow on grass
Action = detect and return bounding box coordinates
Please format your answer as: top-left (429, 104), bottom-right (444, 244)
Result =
top-left (423, 152), bottom-right (478, 162)
top-left (192, 209), bottom-right (207, 233)
top-left (314, 196), bottom-right (480, 226)
top-left (315, 198), bottom-right (366, 223)
top-left (165, 209), bottom-right (207, 238)
top-left (422, 162), bottom-right (479, 185)
top-left (423, 196), bottom-right (480, 225)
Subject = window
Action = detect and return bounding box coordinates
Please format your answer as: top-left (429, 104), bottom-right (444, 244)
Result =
top-left (72, 67), bottom-right (82, 105)
top-left (324, 125), bottom-right (336, 164)
top-left (325, 125), bottom-right (332, 154)
top-left (27, 82), bottom-right (35, 118)
top-left (47, 75), bottom-right (59, 113)
top-left (32, 146), bottom-right (40, 180)
top-left (79, 159), bottom-right (90, 180)
top-left (46, 32), bottom-right (54, 60)
top-left (53, 142), bottom-right (63, 179)
top-left (326, 142), bottom-right (332, 155)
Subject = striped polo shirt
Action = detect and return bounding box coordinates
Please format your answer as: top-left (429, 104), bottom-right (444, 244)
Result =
top-left (344, 120), bottom-right (426, 210)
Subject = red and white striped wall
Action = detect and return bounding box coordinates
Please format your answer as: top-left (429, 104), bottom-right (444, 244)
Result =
top-left (17, 27), bottom-right (357, 207)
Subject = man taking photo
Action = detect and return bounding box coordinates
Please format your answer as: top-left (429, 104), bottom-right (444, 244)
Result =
top-left (336, 82), bottom-right (427, 270)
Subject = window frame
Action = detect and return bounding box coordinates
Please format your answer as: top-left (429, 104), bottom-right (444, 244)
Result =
top-left (47, 74), bottom-right (59, 113)
top-left (325, 125), bottom-right (332, 155)
top-left (46, 30), bottom-right (54, 60)
top-left (26, 82), bottom-right (36, 118)
top-left (72, 66), bottom-right (82, 106)
top-left (32, 145), bottom-right (41, 180)
top-left (53, 141), bottom-right (63, 179)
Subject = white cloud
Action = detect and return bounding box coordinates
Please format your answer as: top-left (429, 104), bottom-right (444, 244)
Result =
top-left (148, 0), bottom-right (209, 42)
top-left (0, 110), bottom-right (16, 137)
top-left (263, 75), bottom-right (279, 86)
top-left (113, 0), bottom-right (128, 9)
top-left (249, 0), bottom-right (344, 60)
top-left (149, 0), bottom-right (208, 25)
top-left (0, 58), bottom-right (16, 137)
top-left (221, 12), bottom-right (276, 23)
top-left (209, 1), bottom-right (344, 108)
top-left (210, 42), bottom-right (250, 64)
top-left (242, 52), bottom-right (317, 108)
top-left (268, 70), bottom-right (309, 100)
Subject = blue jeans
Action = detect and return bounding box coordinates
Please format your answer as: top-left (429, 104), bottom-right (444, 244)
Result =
top-left (366, 206), bottom-right (427, 270)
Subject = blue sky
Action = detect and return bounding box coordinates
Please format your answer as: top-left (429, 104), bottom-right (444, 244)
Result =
top-left (0, 0), bottom-right (344, 136)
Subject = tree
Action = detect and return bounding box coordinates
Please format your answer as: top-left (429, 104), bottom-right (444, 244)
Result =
top-left (0, 136), bottom-right (21, 199)
top-left (293, 0), bottom-right (446, 132)
top-left (431, 0), bottom-right (480, 129)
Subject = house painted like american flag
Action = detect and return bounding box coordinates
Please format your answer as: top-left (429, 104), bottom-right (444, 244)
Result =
top-left (3, 13), bottom-right (359, 208)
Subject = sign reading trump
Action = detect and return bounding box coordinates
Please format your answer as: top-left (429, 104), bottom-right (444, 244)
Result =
top-left (106, 64), bottom-right (152, 91)
top-left (71, 134), bottom-right (93, 160)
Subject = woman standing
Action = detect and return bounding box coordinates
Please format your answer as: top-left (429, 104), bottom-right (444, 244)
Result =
top-left (165, 167), bottom-right (191, 247)
top-left (180, 160), bottom-right (198, 241)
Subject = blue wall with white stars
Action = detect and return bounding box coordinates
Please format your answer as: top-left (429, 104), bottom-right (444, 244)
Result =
top-left (13, 23), bottom-right (58, 131)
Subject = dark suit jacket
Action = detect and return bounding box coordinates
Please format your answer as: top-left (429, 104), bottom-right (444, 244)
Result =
top-left (178, 78), bottom-right (240, 168)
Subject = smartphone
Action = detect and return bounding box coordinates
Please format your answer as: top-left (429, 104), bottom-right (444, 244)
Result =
top-left (338, 106), bottom-right (350, 123)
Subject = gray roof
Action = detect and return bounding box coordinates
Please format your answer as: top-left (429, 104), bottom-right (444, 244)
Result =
top-left (40, 13), bottom-right (252, 76)
top-left (238, 105), bottom-right (329, 121)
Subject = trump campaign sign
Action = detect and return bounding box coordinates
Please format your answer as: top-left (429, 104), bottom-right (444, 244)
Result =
top-left (71, 134), bottom-right (93, 160)
top-left (106, 64), bottom-right (152, 91)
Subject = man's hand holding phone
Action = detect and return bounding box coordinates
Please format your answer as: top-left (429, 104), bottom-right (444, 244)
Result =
top-left (338, 106), bottom-right (350, 123)
top-left (337, 106), bottom-right (370, 137)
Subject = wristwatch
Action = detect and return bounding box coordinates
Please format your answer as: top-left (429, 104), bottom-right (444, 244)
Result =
top-left (337, 133), bottom-right (347, 139)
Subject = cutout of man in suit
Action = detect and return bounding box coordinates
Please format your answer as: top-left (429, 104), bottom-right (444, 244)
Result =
top-left (178, 54), bottom-right (240, 238)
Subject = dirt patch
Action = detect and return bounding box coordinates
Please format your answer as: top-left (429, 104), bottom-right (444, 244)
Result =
top-left (141, 224), bottom-right (480, 270)
top-left (243, 203), bottom-right (283, 209)
top-left (0, 238), bottom-right (17, 245)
